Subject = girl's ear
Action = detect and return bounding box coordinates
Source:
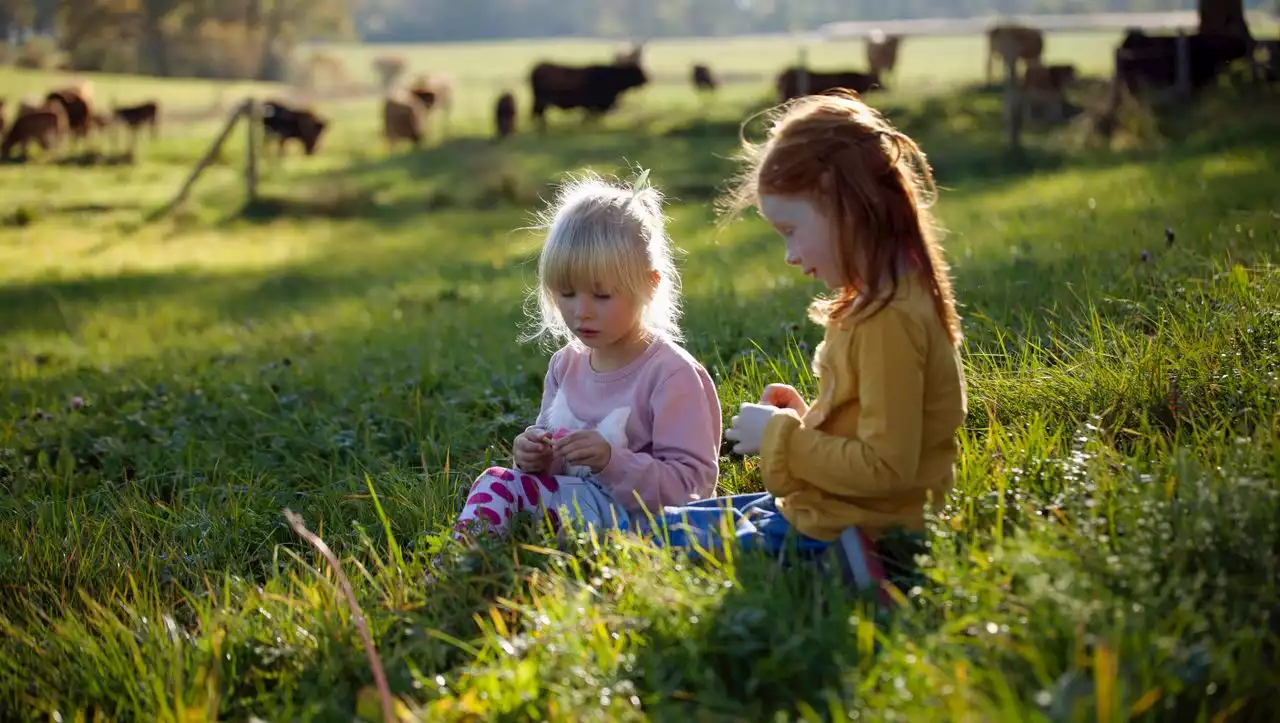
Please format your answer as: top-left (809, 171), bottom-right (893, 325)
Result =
top-left (649, 270), bottom-right (661, 290)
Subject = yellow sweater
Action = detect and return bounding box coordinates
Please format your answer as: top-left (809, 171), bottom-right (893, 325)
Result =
top-left (759, 276), bottom-right (968, 542)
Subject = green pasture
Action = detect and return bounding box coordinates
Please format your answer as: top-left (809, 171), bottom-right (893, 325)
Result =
top-left (0, 29), bottom-right (1278, 723)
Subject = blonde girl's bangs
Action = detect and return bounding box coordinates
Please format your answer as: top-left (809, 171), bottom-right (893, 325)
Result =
top-left (539, 218), bottom-right (650, 299)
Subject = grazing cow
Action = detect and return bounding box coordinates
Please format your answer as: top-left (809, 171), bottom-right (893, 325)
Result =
top-left (866, 31), bottom-right (902, 81)
top-left (110, 101), bottom-right (159, 152)
top-left (1022, 64), bottom-right (1077, 122)
top-left (408, 75), bottom-right (454, 137)
top-left (260, 99), bottom-right (328, 157)
top-left (692, 64), bottom-right (717, 93)
top-left (45, 83), bottom-right (96, 147)
top-left (494, 91), bottom-right (516, 140)
top-left (112, 101), bottom-right (158, 137)
top-left (1, 106), bottom-right (67, 160)
top-left (382, 91), bottom-right (425, 151)
top-left (987, 24), bottom-right (1045, 83)
top-left (1114, 30), bottom-right (1252, 95)
top-left (528, 49), bottom-right (649, 131)
top-left (775, 67), bottom-right (883, 103)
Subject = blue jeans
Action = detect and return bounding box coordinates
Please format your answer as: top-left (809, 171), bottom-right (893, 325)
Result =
top-left (637, 492), bottom-right (829, 555)
top-left (635, 492), bottom-right (886, 595)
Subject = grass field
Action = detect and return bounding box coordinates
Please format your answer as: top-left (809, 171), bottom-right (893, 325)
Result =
top-left (1, 30), bottom-right (1279, 722)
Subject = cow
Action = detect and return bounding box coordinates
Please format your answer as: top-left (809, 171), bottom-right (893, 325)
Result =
top-left (109, 101), bottom-right (159, 153)
top-left (987, 23), bottom-right (1045, 83)
top-left (1, 105), bottom-right (67, 160)
top-left (45, 83), bottom-right (96, 148)
top-left (692, 63), bottom-right (717, 93)
top-left (382, 91), bottom-right (425, 151)
top-left (775, 67), bottom-right (883, 103)
top-left (1022, 64), bottom-right (1076, 122)
top-left (407, 74), bottom-right (454, 136)
top-left (494, 91), bottom-right (516, 140)
top-left (866, 31), bottom-right (902, 81)
top-left (528, 48), bottom-right (648, 132)
top-left (260, 99), bottom-right (328, 157)
top-left (112, 101), bottom-right (158, 137)
top-left (1114, 30), bottom-right (1252, 96)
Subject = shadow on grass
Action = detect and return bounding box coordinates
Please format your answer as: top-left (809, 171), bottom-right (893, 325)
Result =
top-left (215, 81), bottom-right (1280, 232)
top-left (633, 552), bottom-right (868, 719)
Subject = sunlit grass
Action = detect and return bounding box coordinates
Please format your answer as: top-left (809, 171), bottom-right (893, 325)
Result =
top-left (1, 43), bottom-right (1278, 722)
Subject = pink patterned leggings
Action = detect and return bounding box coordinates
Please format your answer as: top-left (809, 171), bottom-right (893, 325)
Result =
top-left (451, 466), bottom-right (632, 540)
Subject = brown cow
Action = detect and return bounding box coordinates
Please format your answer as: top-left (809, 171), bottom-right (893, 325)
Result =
top-left (382, 91), bottom-right (425, 151)
top-left (987, 24), bottom-right (1045, 83)
top-left (692, 63), bottom-right (717, 93)
top-left (1022, 64), bottom-right (1076, 122)
top-left (494, 91), bottom-right (516, 140)
top-left (775, 67), bottom-right (883, 102)
top-left (45, 83), bottom-right (96, 148)
top-left (866, 31), bottom-right (902, 81)
top-left (1, 106), bottom-right (67, 160)
top-left (408, 75), bottom-right (454, 137)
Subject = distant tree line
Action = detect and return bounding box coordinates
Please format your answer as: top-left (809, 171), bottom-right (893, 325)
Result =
top-left (0, 0), bottom-right (355, 79)
top-left (0, 0), bottom-right (1264, 78)
top-left (354, 0), bottom-right (1264, 42)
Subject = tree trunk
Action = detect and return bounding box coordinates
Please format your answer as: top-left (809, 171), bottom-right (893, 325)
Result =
top-left (1198, 0), bottom-right (1251, 40)
top-left (140, 0), bottom-right (173, 77)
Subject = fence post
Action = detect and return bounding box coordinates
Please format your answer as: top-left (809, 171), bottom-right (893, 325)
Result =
top-left (244, 98), bottom-right (259, 204)
top-left (1175, 30), bottom-right (1192, 98)
top-left (148, 99), bottom-right (249, 220)
top-left (1003, 52), bottom-right (1023, 153)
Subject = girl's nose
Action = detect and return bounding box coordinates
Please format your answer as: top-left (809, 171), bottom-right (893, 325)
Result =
top-left (784, 251), bottom-right (801, 266)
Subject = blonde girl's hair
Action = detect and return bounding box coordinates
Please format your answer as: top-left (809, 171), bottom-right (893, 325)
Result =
top-left (719, 90), bottom-right (962, 347)
top-left (521, 170), bottom-right (683, 349)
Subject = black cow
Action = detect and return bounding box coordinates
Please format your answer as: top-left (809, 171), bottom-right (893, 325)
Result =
top-left (528, 55), bottom-right (648, 132)
top-left (775, 67), bottom-right (883, 103)
top-left (692, 64), bottom-right (717, 93)
top-left (1115, 30), bottom-right (1252, 95)
top-left (494, 91), bottom-right (516, 140)
top-left (260, 99), bottom-right (328, 157)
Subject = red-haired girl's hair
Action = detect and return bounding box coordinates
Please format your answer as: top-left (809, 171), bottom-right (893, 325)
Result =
top-left (719, 90), bottom-right (962, 346)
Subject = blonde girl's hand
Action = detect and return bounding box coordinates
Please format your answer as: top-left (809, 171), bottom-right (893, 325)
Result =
top-left (725, 402), bottom-right (780, 455)
top-left (553, 429), bottom-right (612, 473)
top-left (760, 383), bottom-right (809, 416)
top-left (513, 426), bottom-right (554, 473)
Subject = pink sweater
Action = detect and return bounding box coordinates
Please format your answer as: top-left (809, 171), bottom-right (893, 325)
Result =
top-left (534, 337), bottom-right (723, 513)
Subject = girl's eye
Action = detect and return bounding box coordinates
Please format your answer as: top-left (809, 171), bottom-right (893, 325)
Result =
top-left (593, 293), bottom-right (612, 300)
top-left (558, 290), bottom-right (576, 298)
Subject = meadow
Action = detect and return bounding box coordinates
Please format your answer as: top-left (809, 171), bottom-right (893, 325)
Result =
top-left (1, 29), bottom-right (1279, 722)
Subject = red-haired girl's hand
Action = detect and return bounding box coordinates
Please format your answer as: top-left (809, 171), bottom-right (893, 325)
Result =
top-left (726, 402), bottom-right (782, 455)
top-left (760, 383), bottom-right (809, 416)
